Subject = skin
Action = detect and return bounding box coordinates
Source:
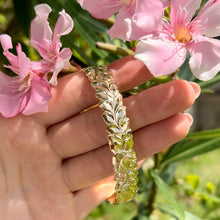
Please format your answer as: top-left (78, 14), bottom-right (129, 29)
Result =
top-left (0, 56), bottom-right (200, 220)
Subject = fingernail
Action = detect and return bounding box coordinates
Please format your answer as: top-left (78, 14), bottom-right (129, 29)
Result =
top-left (184, 113), bottom-right (193, 126)
top-left (190, 82), bottom-right (201, 99)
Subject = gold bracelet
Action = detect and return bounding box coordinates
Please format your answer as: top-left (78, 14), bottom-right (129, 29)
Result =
top-left (84, 66), bottom-right (138, 205)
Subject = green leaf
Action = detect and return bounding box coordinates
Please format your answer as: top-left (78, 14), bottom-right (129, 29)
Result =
top-left (57, 0), bottom-right (67, 5)
top-left (63, 0), bottom-right (117, 63)
top-left (178, 54), bottom-right (195, 81)
top-left (63, 34), bottom-right (97, 66)
top-left (163, 128), bottom-right (220, 165)
top-left (156, 204), bottom-right (201, 220)
top-left (151, 170), bottom-right (185, 220)
top-left (156, 203), bottom-right (180, 219)
top-left (184, 128), bottom-right (220, 140)
top-left (160, 163), bottom-right (178, 185)
top-left (162, 138), bottom-right (220, 166)
top-left (184, 211), bottom-right (202, 220)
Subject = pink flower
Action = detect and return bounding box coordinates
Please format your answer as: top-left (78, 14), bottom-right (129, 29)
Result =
top-left (30, 4), bottom-right (74, 86)
top-left (78, 0), bottom-right (169, 41)
top-left (135, 0), bottom-right (220, 81)
top-left (0, 34), bottom-right (51, 118)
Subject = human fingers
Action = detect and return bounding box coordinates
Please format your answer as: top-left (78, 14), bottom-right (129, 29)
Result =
top-left (62, 113), bottom-right (193, 191)
top-left (73, 159), bottom-right (146, 219)
top-left (34, 56), bottom-right (152, 126)
top-left (48, 80), bottom-right (200, 158)
top-left (73, 176), bottom-right (116, 220)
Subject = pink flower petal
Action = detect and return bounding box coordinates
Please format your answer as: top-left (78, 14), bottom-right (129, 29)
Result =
top-left (30, 4), bottom-right (52, 46)
top-left (134, 0), bottom-right (164, 31)
top-left (53, 9), bottom-right (74, 52)
top-left (77, 0), bottom-right (120, 19)
top-left (22, 75), bottom-right (51, 115)
top-left (108, 0), bottom-right (166, 41)
top-left (124, 18), bottom-right (155, 41)
top-left (35, 3), bottom-right (52, 18)
top-left (0, 92), bottom-right (29, 118)
top-left (0, 35), bottom-right (19, 74)
top-left (2, 43), bottom-right (30, 78)
top-left (110, 16), bottom-right (153, 41)
top-left (16, 44), bottom-right (31, 79)
top-left (30, 40), bottom-right (53, 61)
top-left (170, 0), bottom-right (201, 25)
top-left (49, 48), bottom-right (72, 86)
top-left (0, 34), bottom-right (13, 50)
top-left (54, 9), bottom-right (74, 37)
top-left (193, 0), bottom-right (220, 37)
top-left (188, 36), bottom-right (220, 81)
top-left (161, 0), bottom-right (170, 8)
top-left (2, 50), bottom-right (19, 74)
top-left (107, 13), bottom-right (130, 40)
top-left (0, 66), bottom-right (51, 117)
top-left (0, 71), bottom-right (17, 94)
top-left (30, 3), bottom-right (73, 85)
top-left (135, 39), bottom-right (187, 77)
top-left (0, 72), bottom-right (29, 118)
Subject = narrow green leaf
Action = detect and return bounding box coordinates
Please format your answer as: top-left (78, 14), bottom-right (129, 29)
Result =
top-left (73, 19), bottom-right (108, 57)
top-left (151, 170), bottom-right (185, 220)
top-left (184, 211), bottom-right (202, 220)
top-left (160, 163), bottom-right (178, 185)
top-left (184, 128), bottom-right (220, 140)
top-left (63, 35), bottom-right (96, 66)
top-left (67, 0), bottom-right (108, 33)
top-left (156, 203), bottom-right (180, 219)
top-left (162, 138), bottom-right (220, 166)
top-left (74, 12), bottom-right (107, 34)
top-left (57, 0), bottom-right (67, 5)
top-left (178, 54), bottom-right (195, 81)
top-left (156, 204), bottom-right (201, 220)
top-left (162, 139), bottom-right (202, 162)
top-left (64, 0), bottom-right (116, 63)
top-left (162, 128), bottom-right (220, 164)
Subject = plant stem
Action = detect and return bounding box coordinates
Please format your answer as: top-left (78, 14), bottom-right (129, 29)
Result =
top-left (96, 42), bottom-right (134, 56)
top-left (147, 153), bottom-right (161, 215)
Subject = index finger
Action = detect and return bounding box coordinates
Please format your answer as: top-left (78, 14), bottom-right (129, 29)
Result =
top-left (34, 56), bottom-right (153, 126)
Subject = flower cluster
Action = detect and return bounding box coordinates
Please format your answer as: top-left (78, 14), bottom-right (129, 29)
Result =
top-left (79, 0), bottom-right (220, 81)
top-left (0, 4), bottom-right (73, 118)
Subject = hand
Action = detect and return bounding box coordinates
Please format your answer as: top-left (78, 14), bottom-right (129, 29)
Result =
top-left (0, 56), bottom-right (200, 220)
